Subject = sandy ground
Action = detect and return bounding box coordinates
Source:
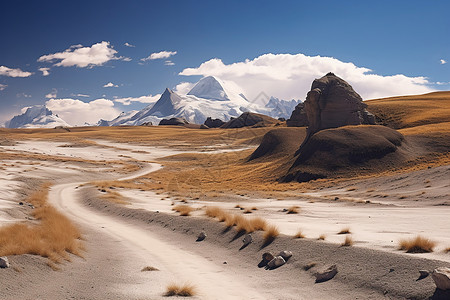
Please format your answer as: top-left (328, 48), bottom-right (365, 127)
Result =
top-left (1, 138), bottom-right (449, 299)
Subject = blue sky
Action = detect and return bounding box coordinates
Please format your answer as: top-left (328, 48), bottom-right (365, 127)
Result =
top-left (0, 0), bottom-right (448, 125)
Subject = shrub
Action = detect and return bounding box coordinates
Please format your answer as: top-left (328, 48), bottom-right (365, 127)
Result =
top-left (338, 227), bottom-right (351, 234)
top-left (141, 266), bottom-right (159, 271)
top-left (263, 225), bottom-right (279, 243)
top-left (234, 215), bottom-right (255, 233)
top-left (173, 205), bottom-right (194, 216)
top-left (318, 234), bottom-right (326, 240)
top-left (294, 229), bottom-right (305, 239)
top-left (398, 235), bottom-right (436, 253)
top-left (341, 235), bottom-right (353, 246)
top-left (165, 283), bottom-right (196, 297)
top-left (250, 217), bottom-right (267, 231)
top-left (287, 206), bottom-right (300, 214)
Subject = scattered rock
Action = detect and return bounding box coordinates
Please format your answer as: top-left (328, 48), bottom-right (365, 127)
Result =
top-left (418, 269), bottom-right (430, 280)
top-left (199, 124), bottom-right (209, 129)
top-left (432, 267), bottom-right (450, 290)
top-left (158, 117), bottom-right (189, 126)
top-left (278, 250), bottom-right (293, 261)
top-left (196, 231), bottom-right (207, 241)
top-left (262, 252), bottom-right (275, 263)
top-left (223, 261), bottom-right (227, 264)
top-left (140, 121), bottom-right (153, 126)
top-left (267, 256), bottom-right (286, 269)
top-left (243, 234), bottom-right (253, 246)
top-left (204, 117), bottom-right (225, 128)
top-left (0, 257), bottom-right (10, 268)
top-left (314, 264), bottom-right (338, 283)
top-left (19, 202), bottom-right (23, 205)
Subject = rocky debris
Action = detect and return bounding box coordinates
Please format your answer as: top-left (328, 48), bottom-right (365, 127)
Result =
top-left (158, 117), bottom-right (189, 126)
top-left (432, 267), bottom-right (450, 290)
top-left (262, 252), bottom-right (275, 263)
top-left (199, 124), bottom-right (209, 129)
top-left (267, 256), bottom-right (286, 269)
top-left (278, 250), bottom-right (293, 261)
top-left (0, 257), bottom-right (10, 268)
top-left (303, 73), bottom-right (375, 139)
top-left (418, 269), bottom-right (430, 280)
top-left (196, 231), bottom-right (207, 241)
top-left (140, 121), bottom-right (153, 126)
top-left (204, 117), bottom-right (225, 128)
top-left (243, 234), bottom-right (253, 246)
top-left (314, 264), bottom-right (338, 283)
top-left (221, 112), bottom-right (278, 128)
top-left (287, 102), bottom-right (308, 127)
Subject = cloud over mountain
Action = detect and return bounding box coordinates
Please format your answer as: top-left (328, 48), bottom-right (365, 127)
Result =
top-left (179, 53), bottom-right (434, 100)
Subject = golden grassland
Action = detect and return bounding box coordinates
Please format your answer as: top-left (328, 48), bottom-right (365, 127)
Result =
top-left (0, 184), bottom-right (83, 262)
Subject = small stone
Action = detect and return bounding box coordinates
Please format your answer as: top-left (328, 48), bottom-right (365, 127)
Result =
top-left (223, 261), bottom-right (227, 264)
top-left (267, 256), bottom-right (286, 269)
top-left (19, 202), bottom-right (23, 205)
top-left (0, 257), bottom-right (10, 268)
top-left (197, 231), bottom-right (207, 241)
top-left (278, 250), bottom-right (293, 260)
top-left (432, 267), bottom-right (450, 290)
top-left (314, 264), bottom-right (338, 283)
top-left (262, 252), bottom-right (274, 263)
top-left (418, 270), bottom-right (430, 279)
top-left (242, 234), bottom-right (252, 245)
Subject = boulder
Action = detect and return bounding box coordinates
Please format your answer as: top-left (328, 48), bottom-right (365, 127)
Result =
top-left (197, 231), bottom-right (207, 241)
top-left (314, 264), bottom-right (338, 283)
top-left (221, 112), bottom-right (278, 128)
top-left (278, 250), bottom-right (293, 261)
top-left (243, 234), bottom-right (253, 246)
top-left (204, 117), bottom-right (225, 128)
top-left (262, 252), bottom-right (275, 263)
top-left (303, 73), bottom-right (375, 139)
top-left (432, 267), bottom-right (450, 290)
top-left (158, 117), bottom-right (189, 126)
top-left (267, 256), bottom-right (286, 269)
top-left (286, 102), bottom-right (308, 127)
top-left (0, 257), bottom-right (9, 268)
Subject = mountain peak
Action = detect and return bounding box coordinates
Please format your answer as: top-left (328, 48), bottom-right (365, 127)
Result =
top-left (5, 105), bottom-right (70, 128)
top-left (187, 76), bottom-right (230, 101)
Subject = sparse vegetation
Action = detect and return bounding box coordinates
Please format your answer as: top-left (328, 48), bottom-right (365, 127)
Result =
top-left (173, 205), bottom-right (194, 216)
top-left (338, 227), bottom-right (351, 234)
top-left (165, 283), bottom-right (196, 297)
top-left (234, 215), bottom-right (255, 233)
top-left (398, 235), bottom-right (436, 253)
top-left (263, 225), bottom-right (279, 243)
top-left (0, 184), bottom-right (83, 262)
top-left (318, 234), bottom-right (326, 240)
top-left (445, 247), bottom-right (450, 253)
top-left (250, 217), bottom-right (267, 231)
top-left (294, 229), bottom-right (305, 239)
top-left (141, 266), bottom-right (159, 271)
top-left (287, 206), bottom-right (300, 214)
top-left (341, 235), bottom-right (353, 246)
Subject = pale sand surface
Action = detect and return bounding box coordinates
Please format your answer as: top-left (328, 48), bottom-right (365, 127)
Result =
top-left (1, 138), bottom-right (449, 299)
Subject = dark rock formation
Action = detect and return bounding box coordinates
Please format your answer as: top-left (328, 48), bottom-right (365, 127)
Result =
top-left (221, 112), bottom-right (278, 129)
top-left (158, 117), bottom-right (189, 126)
top-left (204, 117), bottom-right (225, 128)
top-left (286, 102), bottom-right (308, 127)
top-left (304, 73), bottom-right (375, 137)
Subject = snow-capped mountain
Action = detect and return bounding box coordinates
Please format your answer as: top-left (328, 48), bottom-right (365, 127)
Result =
top-left (265, 97), bottom-right (301, 119)
top-left (97, 110), bottom-right (139, 126)
top-left (5, 105), bottom-right (70, 128)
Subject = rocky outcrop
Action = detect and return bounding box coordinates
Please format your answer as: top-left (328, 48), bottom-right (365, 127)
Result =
top-left (432, 267), bottom-right (450, 290)
top-left (221, 112), bottom-right (278, 128)
top-left (304, 73), bottom-right (375, 138)
top-left (204, 117), bottom-right (225, 128)
top-left (158, 117), bottom-right (189, 126)
top-left (286, 102), bottom-right (308, 127)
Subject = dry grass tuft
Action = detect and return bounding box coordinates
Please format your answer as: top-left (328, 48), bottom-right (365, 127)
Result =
top-left (234, 204), bottom-right (242, 209)
top-left (234, 215), bottom-right (255, 233)
top-left (141, 266), bottom-right (159, 272)
top-left (205, 206), bottom-right (225, 219)
top-left (287, 206), bottom-right (300, 214)
top-left (341, 235), bottom-right (354, 247)
top-left (0, 184), bottom-right (83, 262)
top-left (165, 283), bottom-right (196, 297)
top-left (294, 229), bottom-right (305, 239)
top-left (173, 205), bottom-right (194, 216)
top-left (398, 235), bottom-right (436, 253)
top-left (243, 209), bottom-right (252, 214)
top-left (263, 225), bottom-right (279, 243)
top-left (318, 234), bottom-right (326, 240)
top-left (250, 217), bottom-right (267, 231)
top-left (251, 207), bottom-right (258, 210)
top-left (338, 227), bottom-right (351, 234)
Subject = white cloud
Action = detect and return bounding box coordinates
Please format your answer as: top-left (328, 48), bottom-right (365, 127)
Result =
top-left (0, 66), bottom-right (33, 77)
top-left (103, 82), bottom-right (118, 88)
top-left (45, 88), bottom-right (57, 99)
top-left (39, 67), bottom-right (50, 76)
top-left (165, 60), bottom-right (175, 66)
top-left (141, 51), bottom-right (177, 61)
top-left (114, 94), bottom-right (161, 106)
top-left (16, 93), bottom-right (31, 98)
top-left (72, 93), bottom-right (90, 97)
top-left (122, 57), bottom-right (132, 62)
top-left (0, 84), bottom-right (7, 91)
top-left (45, 98), bottom-right (120, 126)
top-left (38, 41), bottom-right (119, 68)
top-left (440, 59), bottom-right (447, 65)
top-left (173, 82), bottom-right (195, 95)
top-left (124, 42), bottom-right (135, 47)
top-left (179, 53), bottom-right (434, 101)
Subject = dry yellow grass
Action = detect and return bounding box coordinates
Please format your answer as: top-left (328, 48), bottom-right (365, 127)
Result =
top-left (318, 234), bottom-right (326, 240)
top-left (205, 206), bottom-right (226, 219)
top-left (250, 217), bottom-right (268, 231)
top-left (0, 184), bottom-right (83, 262)
top-left (294, 229), bottom-right (305, 239)
top-left (338, 227), bottom-right (351, 234)
top-left (263, 225), bottom-right (279, 243)
top-left (287, 205), bottom-right (300, 214)
top-left (165, 283), bottom-right (196, 297)
top-left (341, 235), bottom-right (354, 247)
top-left (445, 247), bottom-right (450, 253)
top-left (234, 215), bottom-right (255, 233)
top-left (399, 235), bottom-right (436, 253)
top-left (172, 205), bottom-right (194, 216)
